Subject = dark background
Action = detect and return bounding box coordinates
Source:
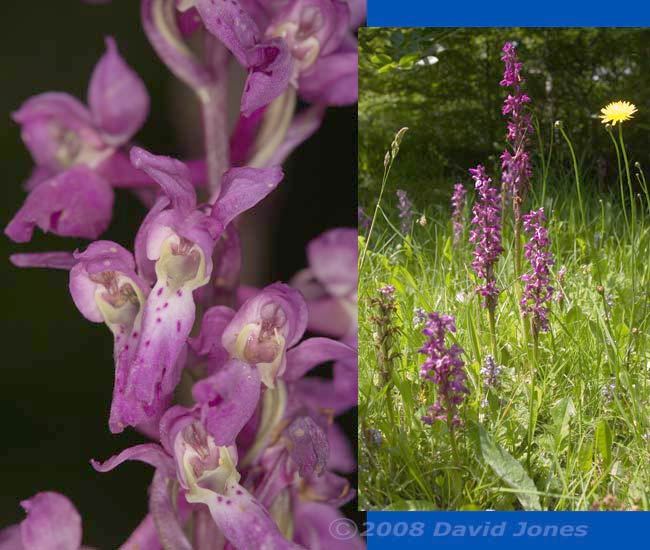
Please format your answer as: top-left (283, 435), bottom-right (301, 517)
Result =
top-left (359, 28), bottom-right (650, 207)
top-left (0, 0), bottom-right (358, 544)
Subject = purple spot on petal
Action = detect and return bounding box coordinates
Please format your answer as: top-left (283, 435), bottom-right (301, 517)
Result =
top-left (146, 340), bottom-right (151, 347)
top-left (157, 318), bottom-right (162, 324)
top-left (176, 321), bottom-right (181, 333)
top-left (157, 287), bottom-right (163, 296)
top-left (176, 289), bottom-right (182, 297)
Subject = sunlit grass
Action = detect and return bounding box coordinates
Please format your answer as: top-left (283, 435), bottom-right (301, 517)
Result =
top-left (358, 127), bottom-right (650, 512)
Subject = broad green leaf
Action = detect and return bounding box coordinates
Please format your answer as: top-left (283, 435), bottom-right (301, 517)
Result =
top-left (477, 425), bottom-right (542, 511)
top-left (595, 419), bottom-right (613, 464)
top-left (578, 440), bottom-right (593, 472)
top-left (370, 54), bottom-right (392, 66)
top-left (378, 62), bottom-right (397, 73)
top-left (550, 396), bottom-right (576, 449)
top-left (398, 53), bottom-right (420, 69)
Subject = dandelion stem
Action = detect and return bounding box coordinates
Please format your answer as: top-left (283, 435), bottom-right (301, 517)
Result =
top-left (606, 127), bottom-right (629, 232)
top-left (619, 125), bottom-right (636, 235)
top-left (558, 126), bottom-right (586, 232)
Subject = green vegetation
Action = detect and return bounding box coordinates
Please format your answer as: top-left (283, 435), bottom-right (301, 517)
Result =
top-left (358, 29), bottom-right (650, 511)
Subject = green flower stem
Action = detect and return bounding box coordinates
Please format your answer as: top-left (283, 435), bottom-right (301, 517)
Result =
top-left (606, 127), bottom-right (629, 233)
top-left (558, 126), bottom-right (586, 233)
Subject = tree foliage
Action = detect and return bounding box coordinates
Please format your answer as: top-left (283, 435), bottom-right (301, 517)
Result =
top-left (359, 28), bottom-right (650, 201)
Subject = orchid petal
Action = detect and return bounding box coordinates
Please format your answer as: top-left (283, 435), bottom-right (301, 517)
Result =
top-left (158, 405), bottom-right (194, 458)
top-left (5, 167), bottom-right (114, 243)
top-left (294, 502), bottom-right (364, 550)
top-left (298, 52), bottom-right (358, 106)
top-left (301, 471), bottom-right (355, 508)
top-left (230, 107), bottom-right (265, 166)
top-left (125, 281), bottom-right (192, 419)
top-left (187, 471), bottom-right (303, 550)
top-left (119, 515), bottom-right (161, 550)
top-left (195, 0), bottom-right (261, 66)
top-left (12, 92), bottom-right (101, 172)
top-left (130, 147), bottom-right (196, 213)
top-left (241, 39), bottom-right (293, 117)
top-left (88, 37), bottom-right (149, 145)
top-left (304, 296), bottom-right (354, 338)
top-left (134, 197), bottom-right (170, 286)
top-left (91, 443), bottom-right (175, 478)
top-left (69, 240), bottom-right (146, 326)
top-left (192, 359), bottom-right (261, 446)
top-left (10, 252), bottom-right (75, 270)
top-left (285, 416), bottom-right (328, 477)
top-left (222, 283), bottom-right (308, 387)
top-left (346, 0), bottom-right (366, 28)
top-left (0, 525), bottom-right (23, 550)
top-left (326, 423), bottom-right (355, 473)
top-left (307, 228), bottom-right (357, 297)
top-left (24, 166), bottom-right (54, 192)
top-left (268, 0), bottom-right (350, 58)
top-left (19, 492), bottom-right (82, 550)
top-left (149, 471), bottom-right (193, 550)
top-left (211, 166), bottom-right (283, 227)
top-left (189, 305), bottom-right (235, 358)
top-left (284, 337), bottom-right (356, 382)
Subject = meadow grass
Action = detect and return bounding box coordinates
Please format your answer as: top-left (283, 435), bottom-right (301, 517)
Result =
top-left (358, 128), bottom-right (650, 511)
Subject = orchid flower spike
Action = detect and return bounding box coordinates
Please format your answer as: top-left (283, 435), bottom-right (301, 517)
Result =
top-left (6, 38), bottom-right (149, 243)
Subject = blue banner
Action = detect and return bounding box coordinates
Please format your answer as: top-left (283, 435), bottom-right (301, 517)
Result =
top-left (349, 512), bottom-right (650, 548)
top-left (367, 0), bottom-right (650, 27)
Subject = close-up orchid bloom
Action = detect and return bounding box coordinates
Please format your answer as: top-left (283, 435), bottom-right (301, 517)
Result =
top-left (1, 0), bottom-right (363, 547)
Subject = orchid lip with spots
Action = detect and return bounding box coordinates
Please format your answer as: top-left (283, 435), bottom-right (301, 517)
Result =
top-left (2, 1), bottom-right (364, 548)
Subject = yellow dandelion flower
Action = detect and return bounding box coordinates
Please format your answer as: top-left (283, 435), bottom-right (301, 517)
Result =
top-left (599, 100), bottom-right (637, 126)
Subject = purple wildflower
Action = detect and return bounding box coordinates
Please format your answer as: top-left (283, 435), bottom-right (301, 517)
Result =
top-left (480, 354), bottom-right (504, 390)
top-left (378, 284), bottom-right (396, 298)
top-left (419, 312), bottom-right (468, 426)
top-left (520, 208), bottom-right (554, 334)
top-left (469, 165), bottom-right (503, 309)
top-left (4, 0), bottom-right (366, 546)
top-left (396, 189), bottom-right (413, 233)
top-left (358, 206), bottom-right (371, 232)
top-left (499, 42), bottom-right (533, 210)
top-left (291, 227), bottom-right (358, 339)
top-left (413, 307), bottom-right (427, 326)
top-left (451, 182), bottom-right (467, 244)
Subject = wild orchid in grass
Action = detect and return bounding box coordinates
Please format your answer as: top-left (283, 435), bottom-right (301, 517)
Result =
top-left (3, 0), bottom-right (364, 547)
top-left (469, 165), bottom-right (502, 312)
top-left (359, 31), bottom-right (650, 512)
top-left (520, 208), bottom-right (554, 338)
top-left (418, 312), bottom-right (468, 431)
top-left (450, 182), bottom-right (466, 244)
top-left (499, 41), bottom-right (533, 275)
top-left (396, 188), bottom-right (413, 233)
